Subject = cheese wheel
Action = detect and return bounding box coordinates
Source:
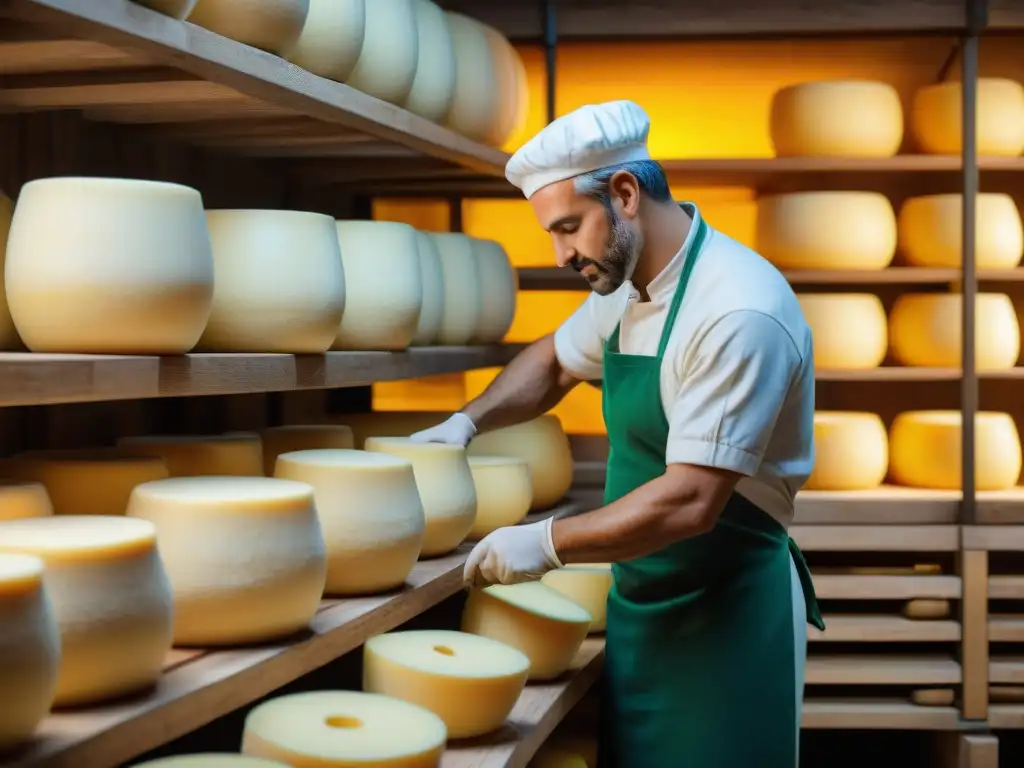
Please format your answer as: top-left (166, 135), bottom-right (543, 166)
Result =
top-left (340, 410), bottom-right (444, 448)
top-left (990, 685), bottom-right (1024, 703)
top-left (260, 425), bottom-right (355, 475)
top-left (889, 410), bottom-right (1022, 491)
top-left (462, 582), bottom-right (591, 680)
top-left (0, 554), bottom-right (60, 751)
top-left (197, 210), bottom-right (345, 353)
top-left (363, 629), bottom-right (530, 738)
top-left (538, 738), bottom-right (598, 768)
top-left (344, 0), bottom-right (418, 105)
top-left (0, 516), bottom-right (173, 706)
top-left (333, 221), bottom-right (423, 351)
top-left (0, 480), bottom-right (53, 520)
top-left (274, 450), bottom-right (424, 595)
top-left (363, 437), bottom-right (476, 557)
top-left (187, 0), bottom-right (309, 55)
top-left (403, 0), bottom-right (456, 122)
top-left (411, 231), bottom-right (445, 346)
top-left (911, 689), bottom-right (955, 707)
top-left (0, 189), bottom-right (21, 350)
top-left (118, 433), bottom-right (265, 477)
top-left (769, 80), bottom-right (904, 158)
top-left (241, 690), bottom-right (447, 767)
top-left (429, 232), bottom-right (482, 346)
top-left (444, 11), bottom-right (499, 141)
top-left (470, 238), bottom-right (517, 344)
top-left (911, 78), bottom-right (1024, 156)
top-left (284, 0), bottom-right (365, 82)
top-left (5, 178), bottom-right (213, 354)
top-left (467, 456), bottom-right (531, 539)
top-left (902, 599), bottom-right (950, 620)
top-left (130, 0), bottom-right (199, 18)
top-left (4, 450), bottom-right (169, 516)
top-left (888, 293), bottom-right (1020, 370)
top-left (798, 294), bottom-right (888, 370)
top-left (481, 24), bottom-right (529, 147)
top-left (757, 192), bottom-right (897, 270)
top-left (133, 757), bottom-right (288, 767)
top-left (898, 194), bottom-right (1024, 269)
top-left (541, 564), bottom-right (613, 633)
top-left (467, 415), bottom-right (574, 511)
top-left (805, 412), bottom-right (889, 491)
top-left (127, 476), bottom-right (326, 645)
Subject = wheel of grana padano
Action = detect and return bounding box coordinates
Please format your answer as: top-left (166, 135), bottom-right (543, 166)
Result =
top-left (444, 11), bottom-right (499, 142)
top-left (337, 410), bottom-right (444, 449)
top-left (481, 24), bottom-right (529, 147)
top-left (429, 232), bottom-right (482, 346)
top-left (470, 238), bottom-right (518, 344)
top-left (344, 0), bottom-right (418, 105)
top-left (798, 294), bottom-right (888, 370)
top-left (284, 0), bottom-right (365, 82)
top-left (805, 412), bottom-right (889, 491)
top-left (259, 425), bottom-right (355, 476)
top-left (911, 78), bottom-right (1024, 156)
top-left (403, 0), bottom-right (456, 122)
top-left (467, 456), bottom-right (532, 539)
top-left (0, 189), bottom-right (21, 350)
top-left (898, 193), bottom-right (1024, 269)
top-left (187, 0), bottom-right (310, 55)
top-left (118, 433), bottom-right (265, 477)
top-left (541, 564), bottom-right (613, 633)
top-left (0, 479), bottom-right (53, 521)
top-left (411, 231), bottom-right (446, 346)
top-left (130, 0), bottom-right (199, 19)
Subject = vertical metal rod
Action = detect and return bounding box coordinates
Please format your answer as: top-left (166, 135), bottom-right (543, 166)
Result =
top-left (448, 197), bottom-right (463, 232)
top-left (543, 1), bottom-right (558, 123)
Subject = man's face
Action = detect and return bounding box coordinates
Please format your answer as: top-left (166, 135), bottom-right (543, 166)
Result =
top-left (529, 179), bottom-right (642, 296)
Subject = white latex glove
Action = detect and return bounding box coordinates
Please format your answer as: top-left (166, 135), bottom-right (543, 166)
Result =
top-left (408, 412), bottom-right (477, 447)
top-left (463, 518), bottom-right (563, 587)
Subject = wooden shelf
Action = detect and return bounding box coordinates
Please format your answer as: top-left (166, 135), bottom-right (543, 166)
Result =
top-left (990, 657), bottom-right (1024, 685)
top-left (809, 616), bottom-right (961, 643)
top-left (805, 656), bottom-right (962, 686)
top-left (792, 525), bottom-right (960, 552)
top-left (989, 616), bottom-right (1024, 643)
top-left (964, 526), bottom-right (1024, 550)
top-left (801, 699), bottom-right (961, 730)
top-left (813, 574), bottom-right (962, 601)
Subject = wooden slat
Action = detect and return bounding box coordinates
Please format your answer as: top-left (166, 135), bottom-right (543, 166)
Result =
top-left (989, 575), bottom-right (1024, 600)
top-left (989, 615), bottom-right (1024, 642)
top-left (812, 574), bottom-right (962, 600)
top-left (989, 704), bottom-right (1024, 729)
top-left (805, 656), bottom-right (961, 685)
top-left (989, 657), bottom-right (1024, 685)
top-left (960, 550), bottom-right (989, 720)
top-left (809, 615), bottom-right (961, 642)
top-left (801, 699), bottom-right (960, 730)
top-left (791, 526), bottom-right (960, 552)
top-left (963, 526), bottom-right (1024, 551)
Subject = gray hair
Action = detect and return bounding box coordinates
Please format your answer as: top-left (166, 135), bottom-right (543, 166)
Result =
top-left (573, 160), bottom-right (673, 206)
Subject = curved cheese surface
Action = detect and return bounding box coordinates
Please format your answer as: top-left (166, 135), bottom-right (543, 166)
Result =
top-left (127, 476), bottom-right (326, 645)
top-left (805, 412), bottom-right (889, 491)
top-left (285, 0), bottom-right (365, 82)
top-left (429, 232), bottom-right (482, 346)
top-left (274, 449), bottom-right (424, 595)
top-left (0, 480), bottom-right (53, 521)
top-left (541, 564), bottom-right (613, 633)
top-left (798, 294), bottom-right (888, 370)
top-left (242, 690), bottom-right (447, 767)
top-left (403, 0), bottom-right (456, 122)
top-left (187, 0), bottom-right (309, 55)
top-left (363, 629), bottom-right (529, 738)
top-left (471, 238), bottom-right (517, 344)
top-left (411, 231), bottom-right (445, 346)
top-left (0, 516), bottom-right (173, 706)
top-left (467, 456), bottom-right (532, 539)
top-left (482, 23), bottom-right (529, 148)
top-left (5, 177), bottom-right (214, 354)
top-left (898, 194), bottom-right (1024, 269)
top-left (260, 425), bottom-right (355, 475)
top-left (911, 78), bottom-right (1024, 156)
top-left (444, 11), bottom-right (498, 141)
top-left (132, 756), bottom-right (288, 768)
top-left (0, 189), bottom-right (20, 350)
top-left (344, 0), bottom-right (418, 105)
top-left (118, 433), bottom-right (265, 477)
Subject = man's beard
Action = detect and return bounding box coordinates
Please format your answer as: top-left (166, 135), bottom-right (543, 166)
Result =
top-left (571, 210), bottom-right (642, 296)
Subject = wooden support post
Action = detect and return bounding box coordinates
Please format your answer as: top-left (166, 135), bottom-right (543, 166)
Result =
top-left (938, 733), bottom-right (999, 768)
top-left (960, 549), bottom-right (990, 720)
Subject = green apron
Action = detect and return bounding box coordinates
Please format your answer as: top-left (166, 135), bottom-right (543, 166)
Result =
top-left (596, 214), bottom-right (825, 768)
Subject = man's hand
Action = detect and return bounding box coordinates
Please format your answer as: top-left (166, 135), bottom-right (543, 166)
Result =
top-left (463, 518), bottom-right (563, 587)
top-left (408, 412), bottom-right (477, 447)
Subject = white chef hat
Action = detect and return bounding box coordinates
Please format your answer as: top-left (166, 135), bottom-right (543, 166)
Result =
top-left (505, 100), bottom-right (652, 199)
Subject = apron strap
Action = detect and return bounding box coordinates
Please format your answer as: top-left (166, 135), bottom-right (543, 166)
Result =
top-left (788, 537), bottom-right (826, 631)
top-left (656, 216), bottom-right (709, 359)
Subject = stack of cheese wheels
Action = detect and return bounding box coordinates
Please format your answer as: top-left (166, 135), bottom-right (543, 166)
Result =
top-left (769, 80), bottom-right (904, 157)
top-left (411, 230), bottom-right (446, 345)
top-left (274, 449), bottom-right (425, 595)
top-left (0, 554), bottom-right (59, 750)
top-left (127, 477), bottom-right (326, 645)
top-left (5, 177), bottom-right (214, 354)
top-left (131, 0), bottom-right (200, 19)
top-left (898, 194), bottom-right (1024, 269)
top-left (364, 437), bottom-right (476, 557)
top-left (911, 78), bottom-right (1024, 156)
top-left (403, 0), bottom-right (456, 121)
top-left (241, 691), bottom-right (447, 765)
top-left (463, 582), bottom-right (592, 680)
top-left (0, 189), bottom-right (20, 350)
top-left (344, 0), bottom-right (418, 104)
top-left (363, 629), bottom-right (530, 738)
top-left (198, 210), bottom-right (345, 353)
top-left (339, 410), bottom-right (444, 448)
top-left (430, 232), bottom-right (482, 345)
top-left (259, 424), bottom-right (355, 475)
top-left (285, 0), bottom-right (365, 82)
top-left (0, 480), bottom-right (53, 520)
top-left (481, 23), bottom-right (529, 147)
top-left (467, 414), bottom-right (576, 511)
top-left (889, 410), bottom-right (1023, 490)
top-left (187, 0), bottom-right (310, 55)
top-left (470, 237), bottom-right (518, 344)
top-left (444, 11), bottom-right (498, 141)
top-left (3, 450), bottom-right (169, 515)
top-left (118, 433), bottom-right (265, 476)
top-left (133, 756), bottom-right (289, 767)
top-left (467, 456), bottom-right (532, 538)
top-left (541, 563), bottom-right (613, 633)
top-left (805, 412), bottom-right (889, 491)
top-left (757, 192), bottom-right (897, 270)
top-left (0, 516), bottom-right (173, 706)
top-left (798, 294), bottom-right (888, 370)
top-left (333, 220), bottom-right (423, 351)
top-left (889, 293), bottom-right (1020, 370)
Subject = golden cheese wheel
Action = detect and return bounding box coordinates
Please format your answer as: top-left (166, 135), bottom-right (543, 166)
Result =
top-left (541, 564), bottom-right (613, 633)
top-left (902, 599), bottom-right (950, 620)
top-left (797, 294), bottom-right (888, 370)
top-left (187, 0), bottom-right (310, 55)
top-left (911, 689), bottom-right (955, 707)
top-left (805, 412), bottom-right (889, 491)
top-left (911, 78), bottom-right (1024, 156)
top-left (898, 193), bottom-right (1024, 269)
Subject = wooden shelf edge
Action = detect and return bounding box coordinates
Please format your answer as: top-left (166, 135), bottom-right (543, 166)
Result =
top-left (801, 699), bottom-right (960, 730)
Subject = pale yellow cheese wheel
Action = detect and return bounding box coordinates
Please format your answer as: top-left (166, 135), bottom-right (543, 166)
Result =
top-left (284, 0), bottom-right (365, 82)
top-left (770, 80), bottom-right (904, 158)
top-left (902, 598), bottom-right (949, 620)
top-left (133, 756), bottom-right (288, 767)
top-left (344, 0), bottom-right (418, 105)
top-left (187, 0), bottom-right (310, 55)
top-left (274, 449), bottom-right (424, 595)
top-left (467, 415), bottom-right (574, 511)
top-left (911, 78), bottom-right (1024, 156)
top-left (805, 412), bottom-right (889, 491)
top-left (467, 456), bottom-right (532, 539)
top-left (888, 293), bottom-right (1020, 370)
top-left (541, 564), bottom-right (613, 633)
top-left (127, 476), bottom-right (326, 645)
top-left (411, 231), bottom-right (445, 346)
top-left (0, 516), bottom-right (173, 706)
top-left (0, 190), bottom-right (21, 350)
top-left (470, 238), bottom-right (518, 344)
top-left (338, 410), bottom-right (443, 449)
top-left (911, 689), bottom-right (955, 707)
top-left (5, 178), bottom-right (213, 354)
top-left (0, 480), bottom-right (53, 521)
top-left (481, 24), bottom-right (529, 148)
top-left (364, 437), bottom-right (476, 557)
top-left (333, 221), bottom-right (423, 351)
top-left (259, 424), bottom-right (355, 475)
top-left (118, 433), bottom-right (265, 477)
top-left (797, 294), bottom-right (888, 370)
top-left (197, 210), bottom-right (345, 353)
top-left (462, 582), bottom-right (591, 680)
top-left (0, 554), bottom-right (59, 751)
top-left (363, 629), bottom-right (530, 738)
top-left (757, 192), bottom-right (897, 270)
top-left (444, 11), bottom-right (499, 141)
top-left (242, 690), bottom-right (447, 766)
top-left (889, 410), bottom-right (1022, 491)
top-left (403, 0), bottom-right (456, 122)
top-left (131, 0), bottom-right (198, 17)
top-left (898, 193), bottom-right (1024, 269)
top-left (429, 232), bottom-right (483, 346)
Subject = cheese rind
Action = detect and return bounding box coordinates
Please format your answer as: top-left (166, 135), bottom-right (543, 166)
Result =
top-left (481, 23), bottom-right (529, 148)
top-left (444, 12), bottom-right (498, 141)
top-left (467, 456), bottom-right (532, 539)
top-left (126, 476), bottom-right (326, 645)
top-left (898, 194), bottom-right (1024, 269)
top-left (429, 232), bottom-right (482, 346)
top-left (541, 565), bottom-right (613, 633)
top-left (470, 238), bottom-right (517, 344)
top-left (132, 756), bottom-right (288, 767)
top-left (798, 294), bottom-right (888, 370)
top-left (403, 0), bottom-right (456, 122)
top-left (260, 425), bottom-right (356, 476)
top-left (187, 0), bottom-right (310, 55)
top-left (911, 78), bottom-right (1024, 156)
top-left (0, 189), bottom-right (21, 350)
top-left (344, 0), bottom-right (419, 105)
top-left (0, 479), bottom-right (53, 520)
top-left (284, 0), bottom-right (365, 82)
top-left (805, 411), bottom-right (889, 491)
top-left (411, 231), bottom-right (446, 346)
top-left (274, 449), bottom-right (425, 595)
top-left (118, 433), bottom-right (265, 477)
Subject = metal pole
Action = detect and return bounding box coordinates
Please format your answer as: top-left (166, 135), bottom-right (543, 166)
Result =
top-left (543, 0), bottom-right (558, 123)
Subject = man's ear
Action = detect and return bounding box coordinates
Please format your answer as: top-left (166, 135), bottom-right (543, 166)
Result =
top-left (607, 170), bottom-right (642, 219)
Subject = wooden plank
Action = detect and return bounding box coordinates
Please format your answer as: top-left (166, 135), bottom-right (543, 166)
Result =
top-left (791, 526), bottom-right (960, 552)
top-left (805, 656), bottom-right (961, 685)
top-left (960, 551), bottom-right (989, 720)
top-left (989, 657), bottom-right (1024, 685)
top-left (989, 615), bottom-right (1024, 642)
top-left (963, 526), bottom-right (1024, 551)
top-left (801, 699), bottom-right (960, 730)
top-left (989, 703), bottom-right (1024, 729)
top-left (938, 734), bottom-right (1000, 768)
top-left (989, 575), bottom-right (1024, 599)
top-left (808, 615), bottom-right (960, 642)
top-left (812, 575), bottom-right (962, 600)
